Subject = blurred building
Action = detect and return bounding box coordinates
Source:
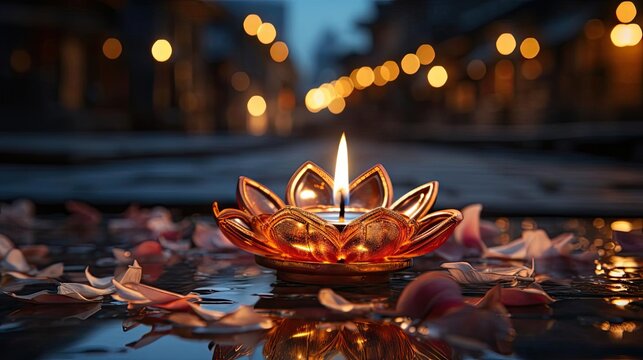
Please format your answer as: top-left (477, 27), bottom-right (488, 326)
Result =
top-left (0, 0), bottom-right (297, 134)
top-left (310, 0), bottom-right (642, 158)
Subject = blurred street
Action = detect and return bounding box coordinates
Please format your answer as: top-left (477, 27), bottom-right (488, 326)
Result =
top-left (1, 133), bottom-right (641, 216)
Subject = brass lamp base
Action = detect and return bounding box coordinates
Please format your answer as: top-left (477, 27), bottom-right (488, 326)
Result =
top-left (255, 256), bottom-right (412, 285)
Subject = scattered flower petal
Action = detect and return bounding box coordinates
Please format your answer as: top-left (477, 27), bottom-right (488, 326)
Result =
top-left (318, 288), bottom-right (378, 313)
top-left (485, 230), bottom-right (574, 260)
top-left (0, 199), bottom-right (35, 228)
top-left (396, 271), bottom-right (464, 319)
top-left (441, 261), bottom-right (534, 284)
top-left (193, 222), bottom-right (235, 251)
top-left (477, 284), bottom-right (554, 307)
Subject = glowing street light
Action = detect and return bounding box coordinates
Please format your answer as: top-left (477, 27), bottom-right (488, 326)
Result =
top-left (151, 39), bottom-right (172, 62)
top-left (247, 95), bottom-right (267, 116)
top-left (427, 66), bottom-right (448, 88)
top-left (519, 37), bottom-right (540, 59)
top-left (243, 14), bottom-right (262, 35)
top-left (496, 33), bottom-right (516, 55)
top-left (102, 37), bottom-right (122, 60)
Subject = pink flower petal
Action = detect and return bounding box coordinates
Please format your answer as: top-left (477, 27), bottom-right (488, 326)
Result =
top-left (441, 261), bottom-right (534, 284)
top-left (477, 284), bottom-right (554, 307)
top-left (396, 271), bottom-right (464, 319)
top-left (0, 234), bottom-right (15, 258)
top-left (2, 248), bottom-right (32, 273)
top-left (318, 288), bottom-right (377, 313)
top-left (193, 222), bottom-right (235, 251)
top-left (454, 204), bottom-right (486, 253)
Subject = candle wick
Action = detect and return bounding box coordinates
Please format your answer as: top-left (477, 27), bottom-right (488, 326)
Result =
top-left (339, 190), bottom-right (346, 222)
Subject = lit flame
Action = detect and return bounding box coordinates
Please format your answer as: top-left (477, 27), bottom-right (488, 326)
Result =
top-left (333, 133), bottom-right (349, 206)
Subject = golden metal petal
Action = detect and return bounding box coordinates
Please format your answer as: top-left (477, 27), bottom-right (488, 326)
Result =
top-left (349, 164), bottom-right (394, 209)
top-left (263, 207), bottom-right (341, 262)
top-left (212, 202), bottom-right (279, 256)
top-left (237, 176), bottom-right (285, 217)
top-left (391, 209), bottom-right (462, 258)
top-left (390, 181), bottom-right (439, 220)
top-left (285, 161), bottom-right (334, 208)
top-left (340, 208), bottom-right (416, 263)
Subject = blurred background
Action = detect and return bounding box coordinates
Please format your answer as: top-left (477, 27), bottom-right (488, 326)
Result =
top-left (0, 0), bottom-right (642, 217)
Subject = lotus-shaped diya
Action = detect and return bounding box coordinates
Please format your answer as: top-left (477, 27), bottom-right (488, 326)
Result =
top-left (213, 134), bottom-right (462, 284)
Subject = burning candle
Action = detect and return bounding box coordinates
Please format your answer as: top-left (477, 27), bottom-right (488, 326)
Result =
top-left (315, 133), bottom-right (365, 228)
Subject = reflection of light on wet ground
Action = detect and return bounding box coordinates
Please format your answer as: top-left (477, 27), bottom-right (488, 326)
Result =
top-left (595, 256), bottom-right (642, 280)
top-left (596, 321), bottom-right (638, 340)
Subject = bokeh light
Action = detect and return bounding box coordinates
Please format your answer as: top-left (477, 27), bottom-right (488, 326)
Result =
top-left (257, 23), bottom-right (277, 44)
top-left (270, 41), bottom-right (289, 62)
top-left (427, 65), bottom-right (448, 88)
top-left (400, 53), bottom-right (420, 74)
top-left (467, 59), bottom-right (486, 80)
top-left (610, 23), bottom-right (642, 47)
top-left (334, 76), bottom-right (354, 97)
top-left (496, 33), bottom-right (516, 55)
top-left (355, 66), bottom-right (375, 87)
top-left (243, 14), bottom-right (262, 36)
top-left (102, 37), bottom-right (122, 60)
top-left (373, 65), bottom-right (389, 86)
top-left (416, 44), bottom-right (435, 65)
top-left (520, 37), bottom-right (540, 59)
top-left (383, 60), bottom-right (400, 81)
top-left (305, 88), bottom-right (325, 112)
top-left (247, 95), bottom-right (267, 116)
top-left (151, 39), bottom-right (172, 62)
top-left (584, 19), bottom-right (605, 40)
top-left (328, 97), bottom-right (346, 114)
top-left (231, 71), bottom-right (250, 91)
top-left (616, 1), bottom-right (637, 23)
top-left (611, 220), bottom-right (633, 232)
top-left (10, 49), bottom-right (31, 73)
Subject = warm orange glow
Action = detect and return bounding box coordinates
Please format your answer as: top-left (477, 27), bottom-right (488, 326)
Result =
top-left (585, 19), bottom-right (605, 40)
top-left (270, 41), bottom-right (289, 62)
top-left (355, 66), bottom-right (375, 87)
top-left (616, 1), bottom-right (637, 23)
top-left (151, 39), bottom-right (172, 62)
top-left (10, 49), bottom-right (31, 73)
top-left (328, 97), bottom-right (346, 114)
top-left (334, 76), bottom-right (354, 97)
top-left (496, 33), bottom-right (516, 55)
top-left (373, 65), bottom-right (389, 86)
top-left (611, 23), bottom-right (642, 47)
top-left (383, 60), bottom-right (400, 81)
top-left (416, 44), bottom-right (435, 65)
top-left (401, 53), bottom-right (420, 74)
top-left (611, 220), bottom-right (633, 232)
top-left (247, 95), bottom-right (267, 116)
top-left (427, 66), bottom-right (448, 88)
top-left (243, 14), bottom-right (262, 36)
top-left (520, 37), bottom-right (540, 59)
top-left (102, 37), bottom-right (122, 60)
top-left (257, 23), bottom-right (277, 44)
top-left (467, 59), bottom-right (486, 80)
top-left (231, 71), bottom-right (250, 91)
top-left (305, 88), bottom-right (325, 112)
top-left (333, 133), bottom-right (350, 205)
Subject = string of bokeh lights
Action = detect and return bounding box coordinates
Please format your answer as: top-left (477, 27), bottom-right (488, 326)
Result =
top-left (303, 1), bottom-right (641, 115)
top-left (8, 3), bottom-right (638, 121)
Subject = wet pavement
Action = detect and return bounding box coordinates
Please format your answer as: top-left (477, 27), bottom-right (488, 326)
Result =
top-left (0, 216), bottom-right (641, 360)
